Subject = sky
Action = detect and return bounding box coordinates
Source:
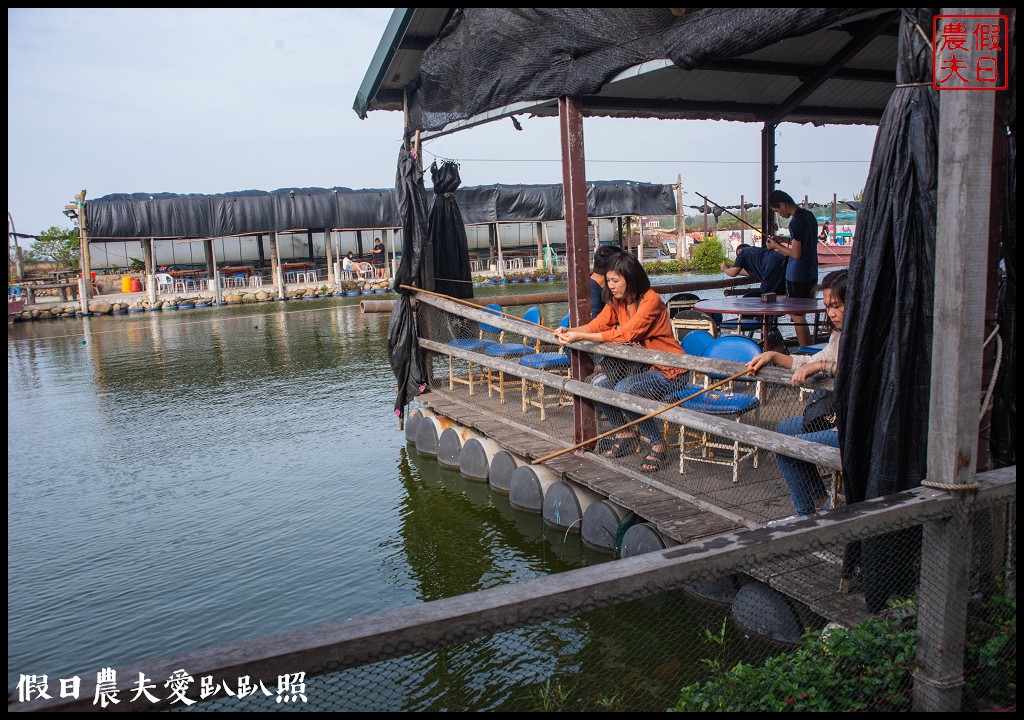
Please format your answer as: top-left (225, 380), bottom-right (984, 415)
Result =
top-left (7, 8), bottom-right (879, 241)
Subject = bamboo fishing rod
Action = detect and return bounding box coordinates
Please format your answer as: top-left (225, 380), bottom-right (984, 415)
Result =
top-left (532, 367), bottom-right (751, 465)
top-left (399, 284), bottom-right (553, 330)
top-left (694, 191), bottom-right (847, 263)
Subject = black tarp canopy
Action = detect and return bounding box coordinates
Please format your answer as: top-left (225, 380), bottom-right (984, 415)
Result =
top-left (84, 181), bottom-right (676, 241)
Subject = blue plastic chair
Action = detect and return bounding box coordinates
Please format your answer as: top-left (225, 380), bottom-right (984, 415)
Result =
top-left (448, 303), bottom-right (503, 395)
top-left (681, 329), bottom-right (714, 357)
top-left (520, 314), bottom-right (571, 419)
top-left (665, 334), bottom-right (762, 483)
top-left (484, 306), bottom-right (542, 403)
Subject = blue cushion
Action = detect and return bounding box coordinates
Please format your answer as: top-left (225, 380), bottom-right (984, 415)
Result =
top-left (520, 352), bottom-right (569, 369)
top-left (663, 384), bottom-right (709, 402)
top-left (718, 318), bottom-right (761, 332)
top-left (449, 338), bottom-right (497, 351)
top-left (485, 343), bottom-right (533, 357)
top-left (679, 392), bottom-right (760, 415)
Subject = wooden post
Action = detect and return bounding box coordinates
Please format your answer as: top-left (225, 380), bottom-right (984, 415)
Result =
top-left (210, 237), bottom-right (223, 305)
top-left (535, 221), bottom-right (544, 270)
top-left (761, 123), bottom-right (777, 239)
top-left (257, 233), bottom-right (266, 269)
top-left (325, 229), bottom-right (334, 283)
top-left (269, 231), bottom-right (283, 299)
top-left (831, 194), bottom-right (838, 242)
top-left (913, 37), bottom-right (997, 712)
top-left (143, 238), bottom-right (156, 306)
top-left (558, 95), bottom-right (597, 444)
top-left (76, 200), bottom-right (91, 301)
top-left (542, 222), bottom-right (552, 272)
top-left (495, 223), bottom-right (505, 278)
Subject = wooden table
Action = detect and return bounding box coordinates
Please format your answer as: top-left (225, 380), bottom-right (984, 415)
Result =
top-left (25, 283), bottom-right (78, 304)
top-left (218, 265), bottom-right (256, 276)
top-left (694, 296), bottom-right (825, 348)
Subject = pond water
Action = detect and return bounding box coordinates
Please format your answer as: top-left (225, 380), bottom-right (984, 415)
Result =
top-left (8, 275), bottom-right (785, 710)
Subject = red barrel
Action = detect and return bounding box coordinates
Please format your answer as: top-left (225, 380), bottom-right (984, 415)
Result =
top-left (130, 278), bottom-right (142, 293)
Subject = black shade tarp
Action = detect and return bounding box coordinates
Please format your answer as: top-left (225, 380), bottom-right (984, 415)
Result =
top-left (388, 145), bottom-right (431, 423)
top-left (429, 161), bottom-right (473, 300)
top-left (991, 42), bottom-right (1016, 467)
top-left (835, 8), bottom-right (938, 614)
top-left (85, 182), bottom-right (676, 241)
top-left (407, 8), bottom-right (868, 131)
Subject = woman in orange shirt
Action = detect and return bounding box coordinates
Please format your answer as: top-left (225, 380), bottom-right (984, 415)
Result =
top-left (555, 252), bottom-right (689, 473)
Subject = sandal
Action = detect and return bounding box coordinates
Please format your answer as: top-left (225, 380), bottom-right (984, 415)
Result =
top-left (597, 434), bottom-right (638, 458)
top-left (640, 445), bottom-right (668, 474)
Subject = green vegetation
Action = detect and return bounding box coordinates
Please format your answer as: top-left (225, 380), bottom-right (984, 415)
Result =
top-left (27, 226), bottom-right (80, 271)
top-left (670, 593), bottom-right (1016, 712)
top-left (128, 257), bottom-right (146, 272)
top-left (690, 238), bottom-right (727, 272)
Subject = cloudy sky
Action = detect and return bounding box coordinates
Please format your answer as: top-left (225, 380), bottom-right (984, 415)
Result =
top-left (7, 8), bottom-right (878, 239)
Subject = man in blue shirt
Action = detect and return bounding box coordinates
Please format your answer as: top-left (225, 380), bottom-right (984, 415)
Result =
top-left (721, 243), bottom-right (787, 295)
top-left (767, 190), bottom-right (818, 346)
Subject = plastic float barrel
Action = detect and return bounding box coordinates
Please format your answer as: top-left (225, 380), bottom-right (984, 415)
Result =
top-left (130, 278), bottom-right (142, 292)
top-left (619, 522), bottom-right (678, 559)
top-left (581, 500), bottom-right (636, 553)
top-left (121, 276), bottom-right (132, 293)
top-left (730, 580), bottom-right (803, 646)
top-left (459, 436), bottom-right (503, 482)
top-left (685, 574), bottom-right (741, 606)
top-left (437, 426), bottom-right (482, 470)
top-left (414, 413), bottom-right (454, 459)
top-left (487, 450), bottom-right (521, 494)
top-left (508, 464), bottom-right (559, 514)
top-left (404, 408), bottom-right (424, 444)
top-left (542, 480), bottom-right (601, 532)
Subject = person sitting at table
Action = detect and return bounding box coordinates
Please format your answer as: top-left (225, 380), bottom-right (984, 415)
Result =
top-left (745, 269), bottom-right (847, 516)
top-left (720, 243), bottom-right (787, 295)
top-left (555, 252), bottom-right (691, 474)
top-left (342, 251), bottom-right (355, 273)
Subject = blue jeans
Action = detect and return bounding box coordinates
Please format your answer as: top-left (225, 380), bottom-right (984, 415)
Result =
top-left (591, 369), bottom-right (691, 446)
top-left (775, 415), bottom-right (839, 516)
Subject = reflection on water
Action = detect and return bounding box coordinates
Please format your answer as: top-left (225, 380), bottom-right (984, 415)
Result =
top-left (8, 283), bottom-right (776, 711)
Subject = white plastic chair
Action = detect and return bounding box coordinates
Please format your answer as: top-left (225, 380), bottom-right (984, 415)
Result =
top-left (154, 273), bottom-right (174, 294)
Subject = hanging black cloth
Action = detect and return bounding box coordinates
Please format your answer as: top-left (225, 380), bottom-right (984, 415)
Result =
top-left (429, 161), bottom-right (474, 300)
top-left (835, 9), bottom-right (939, 613)
top-left (388, 143), bottom-right (431, 424)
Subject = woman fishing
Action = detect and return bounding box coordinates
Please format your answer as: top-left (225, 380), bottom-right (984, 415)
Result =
top-left (554, 252), bottom-right (690, 473)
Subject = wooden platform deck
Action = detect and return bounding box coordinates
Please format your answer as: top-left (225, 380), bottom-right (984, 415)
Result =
top-left (419, 383), bottom-right (871, 628)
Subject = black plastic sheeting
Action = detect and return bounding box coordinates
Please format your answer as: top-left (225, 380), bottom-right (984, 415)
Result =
top-left (834, 9), bottom-right (937, 614)
top-left (991, 44), bottom-right (1017, 468)
top-left (84, 181), bottom-right (676, 241)
top-left (388, 146), bottom-right (431, 423)
top-left (429, 161), bottom-right (473, 300)
top-left (407, 8), bottom-right (866, 131)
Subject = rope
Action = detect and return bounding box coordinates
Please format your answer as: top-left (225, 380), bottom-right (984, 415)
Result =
top-left (914, 326), bottom-right (1002, 494)
top-left (921, 480), bottom-right (981, 491)
top-left (979, 324), bottom-right (1002, 420)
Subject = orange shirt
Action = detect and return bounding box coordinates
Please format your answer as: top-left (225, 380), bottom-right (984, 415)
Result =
top-left (584, 288), bottom-right (686, 379)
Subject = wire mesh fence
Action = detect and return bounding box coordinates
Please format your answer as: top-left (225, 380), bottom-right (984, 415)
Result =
top-left (10, 292), bottom-right (1015, 713)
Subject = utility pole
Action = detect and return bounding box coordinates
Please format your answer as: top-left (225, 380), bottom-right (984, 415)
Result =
top-left (675, 174), bottom-right (685, 260)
